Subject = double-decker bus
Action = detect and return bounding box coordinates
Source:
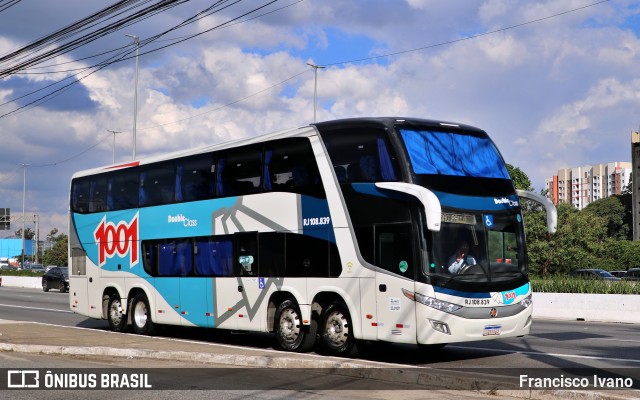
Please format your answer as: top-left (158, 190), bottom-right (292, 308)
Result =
top-left (69, 117), bottom-right (556, 355)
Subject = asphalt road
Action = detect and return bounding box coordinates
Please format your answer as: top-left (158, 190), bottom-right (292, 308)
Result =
top-left (1, 286), bottom-right (639, 371)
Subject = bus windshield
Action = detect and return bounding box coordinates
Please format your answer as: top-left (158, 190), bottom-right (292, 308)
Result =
top-left (398, 128), bottom-right (510, 179)
top-left (427, 210), bottom-right (525, 284)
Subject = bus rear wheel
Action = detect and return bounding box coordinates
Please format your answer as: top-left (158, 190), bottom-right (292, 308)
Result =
top-left (107, 294), bottom-right (128, 333)
top-left (320, 302), bottom-right (355, 356)
top-left (274, 299), bottom-right (316, 352)
top-left (130, 293), bottom-right (156, 335)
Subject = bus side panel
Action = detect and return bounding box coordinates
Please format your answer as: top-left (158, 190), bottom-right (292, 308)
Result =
top-left (153, 277), bottom-right (184, 326)
top-left (179, 277), bottom-right (213, 328)
top-left (307, 277), bottom-right (363, 340)
top-left (375, 272), bottom-right (417, 344)
top-left (69, 275), bottom-right (89, 316)
top-left (85, 263), bottom-right (103, 319)
top-left (212, 277), bottom-right (308, 333)
top-left (357, 276), bottom-right (378, 341)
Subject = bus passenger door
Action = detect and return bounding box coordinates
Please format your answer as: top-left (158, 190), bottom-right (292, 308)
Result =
top-left (212, 232), bottom-right (260, 331)
top-left (234, 232), bottom-right (262, 331)
top-left (374, 223), bottom-right (417, 344)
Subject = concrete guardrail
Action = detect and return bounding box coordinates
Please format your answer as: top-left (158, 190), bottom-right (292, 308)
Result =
top-left (1, 276), bottom-right (639, 324)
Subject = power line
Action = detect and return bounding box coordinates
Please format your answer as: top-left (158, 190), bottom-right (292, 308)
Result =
top-left (321, 0), bottom-right (610, 67)
top-left (0, 0), bottom-right (22, 13)
top-left (0, 0), bottom-right (191, 77)
top-left (1, 0), bottom-right (611, 168)
top-left (135, 0), bottom-right (610, 132)
top-left (29, 131), bottom-right (114, 168)
top-left (0, 1), bottom-right (288, 117)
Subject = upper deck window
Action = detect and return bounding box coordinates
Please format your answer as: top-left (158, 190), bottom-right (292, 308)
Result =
top-left (319, 127), bottom-right (400, 183)
top-left (398, 129), bottom-right (510, 179)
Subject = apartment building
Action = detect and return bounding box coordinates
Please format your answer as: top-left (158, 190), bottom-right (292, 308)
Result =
top-left (545, 162), bottom-right (631, 210)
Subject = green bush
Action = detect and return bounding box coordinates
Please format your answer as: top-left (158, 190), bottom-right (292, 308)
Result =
top-left (0, 270), bottom-right (44, 277)
top-left (531, 276), bottom-right (640, 294)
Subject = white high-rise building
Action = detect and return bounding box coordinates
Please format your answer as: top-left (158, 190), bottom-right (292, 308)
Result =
top-left (546, 162), bottom-right (631, 210)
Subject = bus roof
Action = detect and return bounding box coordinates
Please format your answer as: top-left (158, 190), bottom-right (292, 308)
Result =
top-left (71, 117), bottom-right (483, 179)
top-left (313, 117), bottom-right (486, 135)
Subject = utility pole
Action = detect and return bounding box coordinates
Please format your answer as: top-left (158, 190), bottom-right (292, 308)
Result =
top-left (20, 163), bottom-right (29, 268)
top-left (307, 63), bottom-right (325, 123)
top-left (126, 34), bottom-right (140, 160)
top-left (107, 129), bottom-right (122, 164)
top-left (34, 214), bottom-right (39, 264)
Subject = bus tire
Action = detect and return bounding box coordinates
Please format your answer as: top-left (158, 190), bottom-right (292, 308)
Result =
top-left (274, 299), bottom-right (316, 352)
top-left (130, 292), bottom-right (156, 335)
top-left (107, 294), bottom-right (128, 333)
top-left (320, 302), bottom-right (355, 356)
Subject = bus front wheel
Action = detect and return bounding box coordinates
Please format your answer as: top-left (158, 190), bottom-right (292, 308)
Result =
top-left (107, 294), bottom-right (128, 333)
top-left (130, 293), bottom-right (156, 335)
top-left (320, 302), bottom-right (355, 356)
top-left (274, 299), bottom-right (316, 352)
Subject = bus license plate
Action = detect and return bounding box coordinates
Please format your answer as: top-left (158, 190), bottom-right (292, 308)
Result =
top-left (483, 325), bottom-right (502, 336)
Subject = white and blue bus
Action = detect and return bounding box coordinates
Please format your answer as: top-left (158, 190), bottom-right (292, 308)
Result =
top-left (69, 117), bottom-right (556, 355)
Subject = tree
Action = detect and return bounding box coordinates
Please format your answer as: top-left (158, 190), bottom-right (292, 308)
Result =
top-left (525, 204), bottom-right (609, 277)
top-left (583, 196), bottom-right (629, 240)
top-left (14, 227), bottom-right (35, 240)
top-left (506, 164), bottom-right (533, 191)
top-left (601, 239), bottom-right (640, 270)
top-left (41, 233), bottom-right (68, 266)
top-left (47, 228), bottom-right (59, 241)
top-left (506, 164), bottom-right (544, 211)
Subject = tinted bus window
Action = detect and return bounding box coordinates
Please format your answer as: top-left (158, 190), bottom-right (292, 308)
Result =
top-left (216, 145), bottom-right (262, 197)
top-left (176, 154), bottom-right (215, 202)
top-left (71, 179), bottom-right (91, 213)
top-left (236, 232), bottom-right (258, 276)
top-left (264, 139), bottom-right (324, 198)
top-left (89, 177), bottom-right (108, 212)
top-left (320, 127), bottom-right (400, 183)
top-left (107, 169), bottom-right (139, 210)
top-left (155, 239), bottom-right (193, 276)
top-left (194, 236), bottom-right (233, 276)
top-left (139, 161), bottom-right (175, 207)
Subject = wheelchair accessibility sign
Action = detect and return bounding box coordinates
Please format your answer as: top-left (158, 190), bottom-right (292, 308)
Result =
top-left (484, 215), bottom-right (494, 229)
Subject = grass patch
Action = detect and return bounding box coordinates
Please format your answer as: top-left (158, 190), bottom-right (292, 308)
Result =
top-left (531, 276), bottom-right (640, 294)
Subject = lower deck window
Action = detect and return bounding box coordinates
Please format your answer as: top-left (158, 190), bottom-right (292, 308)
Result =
top-left (142, 231), bottom-right (341, 278)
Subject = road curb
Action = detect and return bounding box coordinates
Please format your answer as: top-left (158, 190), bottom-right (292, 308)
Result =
top-left (0, 341), bottom-right (635, 399)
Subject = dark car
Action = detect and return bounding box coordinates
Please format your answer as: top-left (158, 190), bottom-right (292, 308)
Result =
top-left (610, 270), bottom-right (627, 278)
top-left (569, 269), bottom-right (621, 281)
top-left (42, 267), bottom-right (69, 293)
top-left (623, 268), bottom-right (640, 281)
top-left (26, 264), bottom-right (47, 274)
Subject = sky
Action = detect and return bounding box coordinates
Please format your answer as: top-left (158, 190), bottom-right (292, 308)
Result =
top-left (0, 0), bottom-right (639, 237)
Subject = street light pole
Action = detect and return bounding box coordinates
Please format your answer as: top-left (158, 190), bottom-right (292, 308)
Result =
top-left (20, 163), bottom-right (29, 269)
top-left (107, 129), bottom-right (122, 164)
top-left (307, 63), bottom-right (325, 123)
top-left (126, 34), bottom-right (140, 160)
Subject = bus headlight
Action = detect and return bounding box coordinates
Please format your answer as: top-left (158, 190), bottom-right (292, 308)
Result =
top-left (414, 292), bottom-right (462, 314)
top-left (518, 294), bottom-right (532, 308)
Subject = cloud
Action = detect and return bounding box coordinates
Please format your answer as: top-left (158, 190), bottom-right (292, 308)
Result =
top-left (537, 77), bottom-right (640, 161)
top-left (0, 0), bottom-right (639, 237)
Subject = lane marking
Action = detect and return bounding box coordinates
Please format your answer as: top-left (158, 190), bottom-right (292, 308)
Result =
top-left (449, 345), bottom-right (640, 364)
top-left (588, 338), bottom-right (640, 344)
top-left (0, 303), bottom-right (72, 314)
